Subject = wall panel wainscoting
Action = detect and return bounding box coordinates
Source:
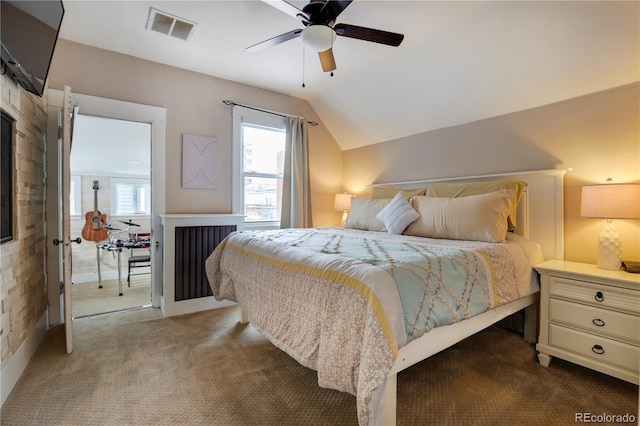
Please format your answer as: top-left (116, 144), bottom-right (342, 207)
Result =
top-left (160, 214), bottom-right (244, 316)
top-left (174, 225), bottom-right (236, 301)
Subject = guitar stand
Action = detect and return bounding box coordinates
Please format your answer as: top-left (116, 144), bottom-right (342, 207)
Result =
top-left (96, 242), bottom-right (103, 289)
top-left (117, 249), bottom-right (123, 296)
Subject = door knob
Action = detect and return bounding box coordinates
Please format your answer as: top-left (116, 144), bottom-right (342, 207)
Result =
top-left (53, 237), bottom-right (82, 246)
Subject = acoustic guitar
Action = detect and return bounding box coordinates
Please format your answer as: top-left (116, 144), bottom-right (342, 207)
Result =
top-left (81, 180), bottom-right (108, 242)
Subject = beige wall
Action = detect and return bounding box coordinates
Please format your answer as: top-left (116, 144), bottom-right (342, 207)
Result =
top-left (343, 83), bottom-right (640, 264)
top-left (0, 75), bottom-right (48, 370)
top-left (46, 40), bottom-right (639, 263)
top-left (48, 40), bottom-right (344, 227)
top-left (1, 30), bottom-right (637, 393)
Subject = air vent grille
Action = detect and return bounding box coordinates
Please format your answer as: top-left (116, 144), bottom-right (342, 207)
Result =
top-left (147, 8), bottom-right (196, 41)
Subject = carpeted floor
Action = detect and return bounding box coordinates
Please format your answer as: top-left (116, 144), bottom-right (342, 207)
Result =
top-left (1, 306), bottom-right (637, 425)
top-left (72, 275), bottom-right (151, 318)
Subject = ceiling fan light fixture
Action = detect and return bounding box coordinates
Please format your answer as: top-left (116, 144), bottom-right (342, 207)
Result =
top-left (301, 25), bottom-right (336, 52)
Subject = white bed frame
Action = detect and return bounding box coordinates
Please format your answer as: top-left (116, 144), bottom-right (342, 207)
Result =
top-left (371, 168), bottom-right (568, 425)
top-left (236, 168), bottom-right (568, 425)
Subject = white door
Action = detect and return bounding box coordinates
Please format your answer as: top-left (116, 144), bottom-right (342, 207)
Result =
top-left (46, 90), bottom-right (166, 326)
top-left (61, 86), bottom-right (79, 353)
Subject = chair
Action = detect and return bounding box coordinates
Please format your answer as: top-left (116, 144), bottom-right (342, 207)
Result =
top-left (127, 247), bottom-right (151, 286)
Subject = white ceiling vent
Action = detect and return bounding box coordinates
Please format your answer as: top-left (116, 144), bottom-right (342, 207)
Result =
top-left (146, 8), bottom-right (197, 42)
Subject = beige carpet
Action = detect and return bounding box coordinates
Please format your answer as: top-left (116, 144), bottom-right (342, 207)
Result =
top-left (1, 306), bottom-right (637, 425)
top-left (72, 275), bottom-right (151, 318)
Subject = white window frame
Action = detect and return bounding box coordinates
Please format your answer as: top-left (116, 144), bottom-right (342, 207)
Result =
top-left (110, 177), bottom-right (151, 219)
top-left (232, 106), bottom-right (286, 230)
top-left (70, 175), bottom-right (82, 218)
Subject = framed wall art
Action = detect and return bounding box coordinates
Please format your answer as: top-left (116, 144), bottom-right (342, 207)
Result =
top-left (182, 134), bottom-right (218, 189)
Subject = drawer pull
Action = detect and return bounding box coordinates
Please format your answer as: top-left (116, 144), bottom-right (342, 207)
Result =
top-left (591, 344), bottom-right (605, 355)
top-left (592, 318), bottom-right (605, 327)
top-left (594, 291), bottom-right (604, 302)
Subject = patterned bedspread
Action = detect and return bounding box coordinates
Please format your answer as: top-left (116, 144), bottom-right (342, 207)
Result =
top-left (205, 227), bottom-right (542, 425)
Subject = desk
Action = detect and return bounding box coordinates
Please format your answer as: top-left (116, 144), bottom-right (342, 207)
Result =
top-left (96, 239), bottom-right (150, 296)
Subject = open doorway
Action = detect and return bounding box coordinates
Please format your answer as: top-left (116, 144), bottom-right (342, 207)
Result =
top-left (70, 114), bottom-right (152, 317)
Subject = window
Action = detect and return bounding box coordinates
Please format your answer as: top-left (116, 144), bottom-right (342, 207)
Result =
top-left (233, 107), bottom-right (286, 229)
top-left (111, 177), bottom-right (151, 216)
top-left (1, 111), bottom-right (14, 243)
top-left (70, 175), bottom-right (81, 217)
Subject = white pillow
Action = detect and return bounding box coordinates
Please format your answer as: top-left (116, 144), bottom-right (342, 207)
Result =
top-left (376, 192), bottom-right (420, 235)
top-left (404, 190), bottom-right (514, 243)
top-left (344, 197), bottom-right (390, 232)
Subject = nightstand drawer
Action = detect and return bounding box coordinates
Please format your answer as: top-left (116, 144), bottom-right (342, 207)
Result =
top-left (550, 298), bottom-right (640, 344)
top-left (549, 324), bottom-right (639, 373)
top-left (550, 276), bottom-right (640, 314)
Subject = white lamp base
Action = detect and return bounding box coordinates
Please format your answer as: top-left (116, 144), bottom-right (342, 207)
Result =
top-left (341, 210), bottom-right (348, 227)
top-left (597, 221), bottom-right (622, 270)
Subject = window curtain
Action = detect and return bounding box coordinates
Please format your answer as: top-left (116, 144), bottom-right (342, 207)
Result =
top-left (281, 116), bottom-right (312, 228)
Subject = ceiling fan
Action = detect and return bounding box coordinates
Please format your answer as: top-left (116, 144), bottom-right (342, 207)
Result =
top-left (248, 0), bottom-right (404, 73)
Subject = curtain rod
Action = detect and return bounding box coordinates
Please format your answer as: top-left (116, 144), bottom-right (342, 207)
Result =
top-left (223, 100), bottom-right (318, 126)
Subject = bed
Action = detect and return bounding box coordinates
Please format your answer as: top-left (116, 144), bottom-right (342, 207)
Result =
top-left (205, 169), bottom-right (567, 425)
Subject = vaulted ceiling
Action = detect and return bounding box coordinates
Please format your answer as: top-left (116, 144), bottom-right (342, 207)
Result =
top-left (58, 1), bottom-right (639, 150)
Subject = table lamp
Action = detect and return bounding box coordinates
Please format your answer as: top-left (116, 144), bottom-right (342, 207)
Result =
top-left (580, 182), bottom-right (640, 270)
top-left (334, 193), bottom-right (352, 227)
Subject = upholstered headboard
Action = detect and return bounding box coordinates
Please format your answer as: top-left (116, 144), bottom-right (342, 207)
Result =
top-left (371, 169), bottom-right (568, 261)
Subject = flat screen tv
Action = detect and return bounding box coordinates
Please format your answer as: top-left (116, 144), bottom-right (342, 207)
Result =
top-left (1, 0), bottom-right (64, 97)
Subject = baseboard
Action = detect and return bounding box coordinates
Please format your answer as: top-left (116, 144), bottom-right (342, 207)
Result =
top-left (161, 295), bottom-right (235, 317)
top-left (72, 271), bottom-right (120, 284)
top-left (1, 310), bottom-right (48, 406)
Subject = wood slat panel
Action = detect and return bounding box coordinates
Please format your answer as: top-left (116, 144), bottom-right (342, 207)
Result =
top-left (174, 225), bottom-right (236, 301)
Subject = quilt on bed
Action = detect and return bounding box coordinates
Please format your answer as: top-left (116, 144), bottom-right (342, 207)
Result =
top-left (205, 227), bottom-right (541, 425)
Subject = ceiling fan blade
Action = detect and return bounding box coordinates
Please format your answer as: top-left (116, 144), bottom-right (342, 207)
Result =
top-left (321, 0), bottom-right (353, 20)
top-left (334, 23), bottom-right (404, 47)
top-left (262, 0), bottom-right (309, 22)
top-left (318, 48), bottom-right (336, 72)
top-left (247, 29), bottom-right (303, 52)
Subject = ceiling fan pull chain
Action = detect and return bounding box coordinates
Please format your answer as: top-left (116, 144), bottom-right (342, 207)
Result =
top-left (302, 45), bottom-right (306, 88)
top-left (330, 31), bottom-right (334, 77)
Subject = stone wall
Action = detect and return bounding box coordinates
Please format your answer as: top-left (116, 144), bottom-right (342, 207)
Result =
top-left (0, 75), bottom-right (48, 369)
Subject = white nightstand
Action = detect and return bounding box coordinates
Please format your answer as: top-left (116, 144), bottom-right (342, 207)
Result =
top-left (534, 260), bottom-right (640, 384)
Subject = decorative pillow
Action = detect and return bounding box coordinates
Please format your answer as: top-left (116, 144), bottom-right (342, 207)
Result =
top-left (344, 197), bottom-right (390, 232)
top-left (404, 190), bottom-right (514, 243)
top-left (376, 192), bottom-right (420, 235)
top-left (370, 186), bottom-right (426, 199)
top-left (425, 180), bottom-right (526, 230)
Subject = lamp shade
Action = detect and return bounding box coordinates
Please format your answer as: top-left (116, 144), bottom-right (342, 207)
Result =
top-left (301, 25), bottom-right (336, 52)
top-left (580, 184), bottom-right (640, 219)
top-left (334, 193), bottom-right (352, 211)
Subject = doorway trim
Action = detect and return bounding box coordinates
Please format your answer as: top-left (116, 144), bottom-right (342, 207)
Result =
top-left (47, 90), bottom-right (166, 322)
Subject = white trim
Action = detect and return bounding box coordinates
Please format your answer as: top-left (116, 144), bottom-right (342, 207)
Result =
top-left (231, 106), bottom-right (286, 222)
top-left (392, 294), bottom-right (538, 374)
top-left (70, 175), bottom-right (81, 216)
top-left (1, 311), bottom-right (48, 406)
top-left (110, 176), bottom-right (151, 216)
top-left (244, 221), bottom-right (280, 231)
top-left (160, 214), bottom-right (245, 317)
top-left (371, 168), bottom-right (571, 187)
top-left (379, 294), bottom-right (539, 425)
top-left (371, 168), bottom-right (568, 425)
top-left (371, 168), bottom-right (569, 262)
top-left (48, 89), bottom-right (166, 309)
